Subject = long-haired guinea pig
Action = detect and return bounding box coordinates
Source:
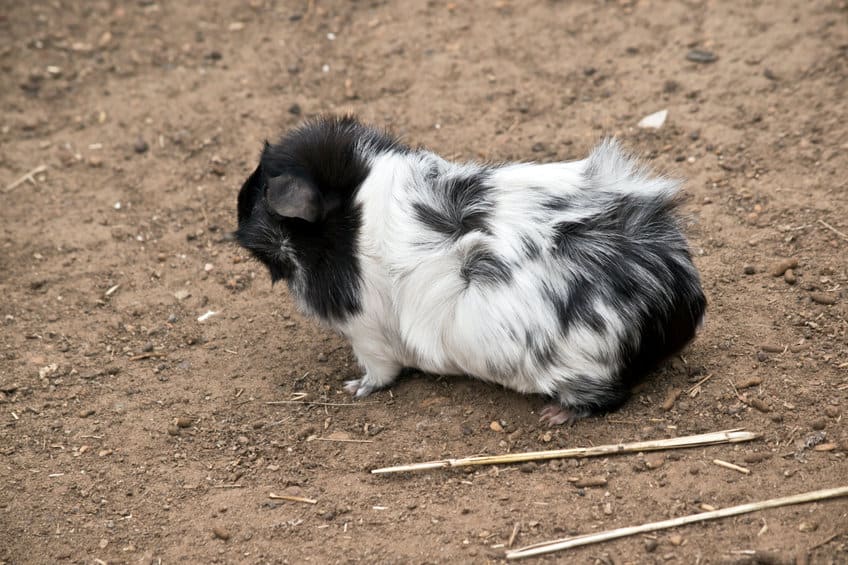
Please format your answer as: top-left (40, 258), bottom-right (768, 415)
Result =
top-left (236, 116), bottom-right (706, 425)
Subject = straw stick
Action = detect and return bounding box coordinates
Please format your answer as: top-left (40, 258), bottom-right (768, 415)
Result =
top-left (506, 486), bottom-right (848, 559)
top-left (268, 493), bottom-right (317, 504)
top-left (371, 429), bottom-right (759, 474)
top-left (712, 459), bottom-right (750, 474)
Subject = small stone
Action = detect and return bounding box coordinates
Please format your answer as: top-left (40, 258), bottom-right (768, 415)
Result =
top-left (644, 454), bottom-right (665, 469)
top-left (686, 49), bottom-right (717, 63)
top-left (317, 352), bottom-right (328, 362)
top-left (736, 376), bottom-right (763, 389)
top-left (825, 406), bottom-right (839, 418)
top-left (798, 522), bottom-right (818, 533)
top-left (176, 417), bottom-right (193, 428)
top-left (173, 289), bottom-right (191, 301)
top-left (531, 142), bottom-right (546, 153)
top-left (78, 409), bottom-right (96, 418)
top-left (237, 435), bottom-right (249, 444)
top-left (644, 538), bottom-right (658, 553)
top-left (668, 533), bottom-right (683, 546)
top-left (288, 103), bottom-right (302, 115)
top-left (743, 264), bottom-right (756, 275)
top-left (810, 292), bottom-right (837, 305)
top-left (760, 343), bottom-right (784, 353)
top-left (489, 420), bottom-right (504, 433)
top-left (783, 269), bottom-right (796, 285)
top-left (519, 462), bottom-right (536, 473)
top-left (133, 138), bottom-right (149, 154)
top-left (811, 419), bottom-right (826, 431)
top-left (212, 526), bottom-right (231, 540)
top-left (98, 538), bottom-right (108, 549)
top-left (167, 425), bottom-right (180, 436)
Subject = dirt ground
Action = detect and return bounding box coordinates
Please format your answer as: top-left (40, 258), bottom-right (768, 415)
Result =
top-left (1, 0), bottom-right (847, 563)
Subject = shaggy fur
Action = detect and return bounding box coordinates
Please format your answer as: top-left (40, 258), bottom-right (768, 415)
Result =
top-left (236, 116), bottom-right (706, 423)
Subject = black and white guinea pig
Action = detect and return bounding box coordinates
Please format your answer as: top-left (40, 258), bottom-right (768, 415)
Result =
top-left (236, 116), bottom-right (706, 425)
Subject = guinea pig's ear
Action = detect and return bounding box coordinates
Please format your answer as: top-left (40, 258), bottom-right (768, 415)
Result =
top-left (266, 174), bottom-right (323, 223)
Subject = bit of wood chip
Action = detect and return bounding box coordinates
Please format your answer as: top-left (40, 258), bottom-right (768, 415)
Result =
top-left (572, 477), bottom-right (608, 488)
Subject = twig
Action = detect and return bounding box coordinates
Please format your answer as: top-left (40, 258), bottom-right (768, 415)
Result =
top-left (818, 219), bottom-right (848, 241)
top-left (268, 493), bottom-right (317, 504)
top-left (508, 523), bottom-right (521, 548)
top-left (712, 459), bottom-right (750, 474)
top-left (211, 484), bottom-right (244, 489)
top-left (371, 429), bottom-right (759, 474)
top-left (505, 486), bottom-right (848, 560)
top-left (266, 400), bottom-right (376, 407)
top-left (809, 531), bottom-right (843, 551)
top-left (316, 437), bottom-right (374, 444)
top-left (4, 164), bottom-right (47, 192)
top-left (129, 352), bottom-right (166, 361)
top-left (686, 374), bottom-right (713, 395)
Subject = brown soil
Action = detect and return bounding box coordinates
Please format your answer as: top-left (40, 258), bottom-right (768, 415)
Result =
top-left (1, 1), bottom-right (847, 563)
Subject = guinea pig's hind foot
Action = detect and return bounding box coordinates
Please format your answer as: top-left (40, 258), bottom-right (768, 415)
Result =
top-left (539, 404), bottom-right (584, 427)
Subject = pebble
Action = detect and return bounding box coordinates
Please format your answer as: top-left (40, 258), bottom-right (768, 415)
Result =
top-left (743, 264), bottom-right (756, 275)
top-left (798, 522), bottom-right (818, 533)
top-left (644, 538), bottom-right (658, 553)
top-left (760, 343), bottom-right (784, 353)
top-left (644, 454), bottom-right (665, 470)
top-left (167, 425), bottom-right (180, 436)
top-left (809, 292), bottom-right (836, 305)
top-left (288, 103), bottom-right (302, 115)
top-left (78, 409), bottom-right (96, 418)
top-left (317, 352), bottom-right (328, 362)
top-left (133, 137), bottom-right (149, 154)
top-left (686, 49), bottom-right (718, 63)
top-left (668, 533), bottom-right (683, 546)
top-left (825, 406), bottom-right (839, 418)
top-left (756, 351), bottom-right (768, 362)
top-left (176, 417), bottom-right (193, 428)
top-left (810, 419), bottom-right (826, 431)
top-left (489, 421), bottom-right (504, 433)
top-left (783, 269), bottom-right (796, 285)
top-left (212, 526), bottom-right (231, 540)
top-left (519, 462), bottom-right (536, 473)
top-left (769, 258), bottom-right (797, 277)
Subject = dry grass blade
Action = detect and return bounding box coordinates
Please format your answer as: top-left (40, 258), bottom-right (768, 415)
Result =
top-left (506, 486), bottom-right (848, 560)
top-left (266, 400), bottom-right (377, 407)
top-left (712, 459), bottom-right (751, 474)
top-left (268, 493), bottom-right (318, 504)
top-left (4, 164), bottom-right (47, 192)
top-left (371, 429), bottom-right (759, 474)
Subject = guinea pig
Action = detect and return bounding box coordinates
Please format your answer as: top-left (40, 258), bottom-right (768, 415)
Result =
top-left (235, 116), bottom-right (706, 425)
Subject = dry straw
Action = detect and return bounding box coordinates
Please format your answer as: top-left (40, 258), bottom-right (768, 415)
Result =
top-left (506, 486), bottom-right (848, 559)
top-left (371, 429), bottom-right (759, 474)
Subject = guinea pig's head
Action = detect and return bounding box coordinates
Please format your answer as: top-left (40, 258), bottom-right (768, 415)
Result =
top-left (235, 117), bottom-right (378, 284)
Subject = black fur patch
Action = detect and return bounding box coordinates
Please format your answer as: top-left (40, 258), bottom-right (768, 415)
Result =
top-left (461, 245), bottom-right (512, 287)
top-left (543, 283), bottom-right (607, 336)
top-left (413, 172), bottom-right (492, 240)
top-left (558, 373), bottom-right (632, 415)
top-left (235, 116), bottom-right (405, 321)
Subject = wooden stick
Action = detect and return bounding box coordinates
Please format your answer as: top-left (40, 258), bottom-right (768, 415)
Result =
top-left (371, 429), bottom-right (759, 474)
top-left (316, 437), bottom-right (374, 444)
top-left (266, 400), bottom-right (377, 407)
top-left (4, 164), bottom-right (47, 192)
top-left (506, 486), bottom-right (848, 560)
top-left (712, 459), bottom-right (751, 474)
top-left (268, 493), bottom-right (317, 504)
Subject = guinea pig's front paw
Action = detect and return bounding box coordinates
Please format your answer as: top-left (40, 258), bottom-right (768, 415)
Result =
top-left (343, 378), bottom-right (377, 398)
top-left (539, 404), bottom-right (580, 427)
